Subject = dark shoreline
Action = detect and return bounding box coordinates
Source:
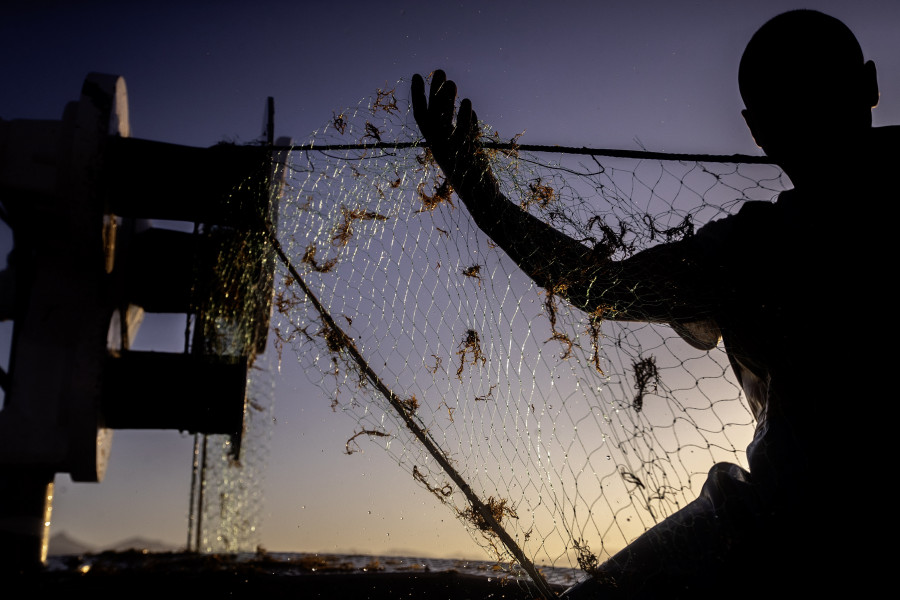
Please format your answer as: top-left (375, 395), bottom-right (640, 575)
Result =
top-left (19, 551), bottom-right (569, 599)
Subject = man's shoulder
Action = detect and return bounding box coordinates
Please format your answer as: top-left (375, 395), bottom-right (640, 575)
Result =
top-left (873, 124), bottom-right (900, 145)
top-left (870, 125), bottom-right (900, 168)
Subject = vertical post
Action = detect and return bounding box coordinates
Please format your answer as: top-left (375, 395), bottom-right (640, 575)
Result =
top-left (0, 471), bottom-right (54, 573)
top-left (194, 435), bottom-right (209, 552)
top-left (187, 434), bottom-right (200, 552)
top-left (266, 97), bottom-right (275, 146)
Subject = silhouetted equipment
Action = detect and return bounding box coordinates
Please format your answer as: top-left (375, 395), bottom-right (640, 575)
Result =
top-left (0, 73), bottom-right (288, 570)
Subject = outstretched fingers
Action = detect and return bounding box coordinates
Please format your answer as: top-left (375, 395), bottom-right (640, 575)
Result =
top-left (411, 70), bottom-right (488, 187)
top-left (410, 71), bottom-right (496, 213)
top-left (411, 70), bottom-right (460, 140)
top-left (431, 74), bottom-right (457, 137)
top-left (454, 98), bottom-right (480, 148)
top-left (411, 73), bottom-right (427, 130)
top-left (428, 69), bottom-right (447, 109)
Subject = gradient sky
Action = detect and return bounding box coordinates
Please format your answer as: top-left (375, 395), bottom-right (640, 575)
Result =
top-left (1, 0), bottom-right (898, 559)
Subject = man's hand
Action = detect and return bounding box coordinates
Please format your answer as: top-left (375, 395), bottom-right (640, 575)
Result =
top-left (411, 70), bottom-right (494, 203)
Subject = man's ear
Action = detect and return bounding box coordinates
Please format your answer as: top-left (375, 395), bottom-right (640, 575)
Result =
top-left (742, 108), bottom-right (765, 149)
top-left (863, 60), bottom-right (879, 108)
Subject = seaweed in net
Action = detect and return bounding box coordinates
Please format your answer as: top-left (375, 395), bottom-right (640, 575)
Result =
top-left (399, 394), bottom-right (419, 417)
top-left (413, 465), bottom-right (454, 504)
top-left (462, 264), bottom-right (483, 286)
top-left (585, 307), bottom-right (607, 375)
top-left (631, 355), bottom-right (659, 412)
top-left (332, 207), bottom-right (389, 247)
top-left (475, 385), bottom-right (496, 403)
top-left (543, 284), bottom-right (575, 360)
top-left (456, 329), bottom-right (486, 380)
top-left (416, 178), bottom-right (454, 212)
top-left (643, 213), bottom-right (695, 243)
top-left (332, 111), bottom-right (347, 135)
top-left (345, 429), bottom-right (391, 455)
top-left (587, 215), bottom-right (635, 260)
top-left (572, 538), bottom-right (601, 576)
top-left (373, 87), bottom-right (400, 115)
top-left (459, 495), bottom-right (519, 533)
top-left (318, 321), bottom-right (354, 354)
top-left (363, 121), bottom-right (383, 142)
top-left (524, 177), bottom-right (556, 209)
top-left (301, 243), bottom-right (338, 273)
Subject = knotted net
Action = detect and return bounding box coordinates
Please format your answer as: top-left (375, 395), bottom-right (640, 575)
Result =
top-left (270, 80), bottom-right (789, 589)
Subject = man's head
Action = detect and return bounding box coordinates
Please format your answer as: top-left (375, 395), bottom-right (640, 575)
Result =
top-left (739, 10), bottom-right (879, 179)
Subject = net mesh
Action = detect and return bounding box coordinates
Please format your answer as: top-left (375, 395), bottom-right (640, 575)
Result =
top-left (269, 80), bottom-right (789, 580)
top-left (184, 155), bottom-right (284, 554)
top-left (187, 357), bottom-right (275, 554)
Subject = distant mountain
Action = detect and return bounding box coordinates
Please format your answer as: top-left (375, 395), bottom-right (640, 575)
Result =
top-left (107, 536), bottom-right (180, 553)
top-left (48, 531), bottom-right (180, 556)
top-left (48, 531), bottom-right (94, 556)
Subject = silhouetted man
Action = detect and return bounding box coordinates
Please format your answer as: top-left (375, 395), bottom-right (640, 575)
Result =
top-left (413, 9), bottom-right (898, 598)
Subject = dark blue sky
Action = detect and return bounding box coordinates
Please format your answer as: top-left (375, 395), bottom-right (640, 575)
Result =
top-left (1, 0), bottom-right (897, 556)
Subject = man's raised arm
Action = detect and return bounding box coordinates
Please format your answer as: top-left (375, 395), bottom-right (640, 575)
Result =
top-left (411, 71), bottom-right (706, 325)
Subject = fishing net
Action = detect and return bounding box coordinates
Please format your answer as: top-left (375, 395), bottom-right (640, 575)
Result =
top-left (179, 148), bottom-right (286, 555)
top-left (186, 355), bottom-right (276, 554)
top-left (269, 79), bottom-right (789, 589)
